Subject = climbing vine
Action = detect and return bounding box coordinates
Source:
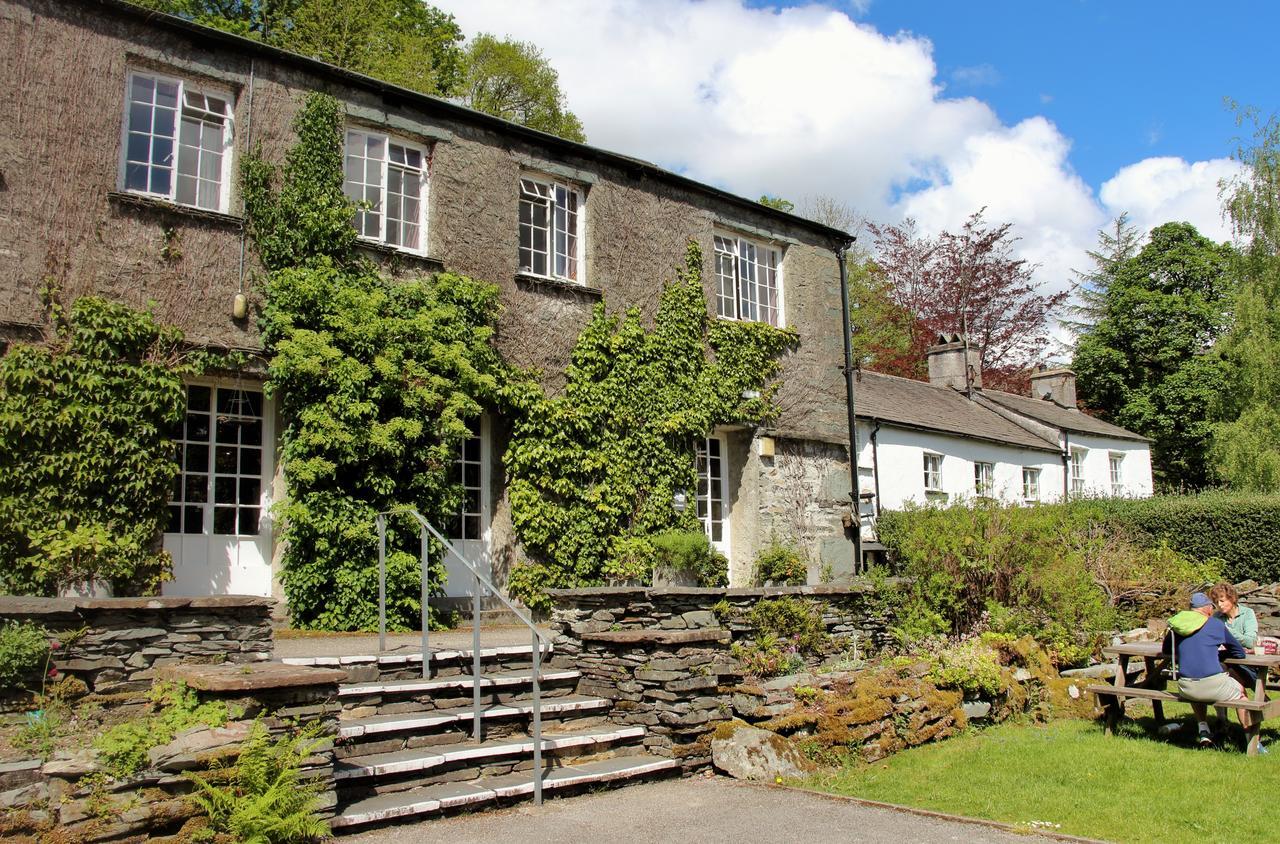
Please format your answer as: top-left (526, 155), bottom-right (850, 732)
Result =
top-left (244, 93), bottom-right (515, 630)
top-left (505, 243), bottom-right (796, 611)
top-left (0, 292), bottom-right (188, 595)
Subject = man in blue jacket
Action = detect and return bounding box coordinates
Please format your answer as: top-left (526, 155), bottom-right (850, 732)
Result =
top-left (1166, 592), bottom-right (1251, 747)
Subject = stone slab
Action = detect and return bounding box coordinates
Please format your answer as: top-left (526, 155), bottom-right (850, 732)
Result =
top-left (582, 629), bottom-right (731, 646)
top-left (155, 662), bottom-right (347, 691)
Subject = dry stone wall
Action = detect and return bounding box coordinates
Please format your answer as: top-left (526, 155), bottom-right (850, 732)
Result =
top-left (547, 584), bottom-right (894, 769)
top-left (0, 596), bottom-right (274, 695)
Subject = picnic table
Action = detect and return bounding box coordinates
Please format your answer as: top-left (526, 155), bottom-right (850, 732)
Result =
top-left (1087, 640), bottom-right (1280, 755)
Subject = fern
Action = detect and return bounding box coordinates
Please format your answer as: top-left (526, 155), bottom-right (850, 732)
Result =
top-left (186, 722), bottom-right (330, 843)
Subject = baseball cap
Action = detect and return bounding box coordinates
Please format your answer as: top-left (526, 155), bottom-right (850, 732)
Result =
top-left (1190, 592), bottom-right (1212, 608)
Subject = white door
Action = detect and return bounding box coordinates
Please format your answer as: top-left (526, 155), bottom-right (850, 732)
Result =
top-left (163, 383), bottom-right (274, 597)
top-left (696, 436), bottom-right (730, 561)
top-left (442, 417), bottom-right (491, 597)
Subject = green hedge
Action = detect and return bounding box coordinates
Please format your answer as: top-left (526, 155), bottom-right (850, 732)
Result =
top-left (1077, 492), bottom-right (1280, 584)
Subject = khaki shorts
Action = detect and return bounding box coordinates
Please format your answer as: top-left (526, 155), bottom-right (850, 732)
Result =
top-left (1177, 673), bottom-right (1245, 703)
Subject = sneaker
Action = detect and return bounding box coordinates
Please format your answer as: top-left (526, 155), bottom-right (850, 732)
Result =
top-left (1258, 743), bottom-right (1269, 755)
top-left (1198, 730), bottom-right (1215, 748)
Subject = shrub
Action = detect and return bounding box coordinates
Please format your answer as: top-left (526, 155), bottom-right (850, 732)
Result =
top-left (651, 530), bottom-right (729, 588)
top-left (923, 636), bottom-right (1006, 698)
top-left (95, 682), bottom-right (231, 777)
top-left (731, 634), bottom-right (806, 679)
top-left (0, 621), bottom-right (49, 692)
top-left (752, 536), bottom-right (807, 586)
top-left (186, 722), bottom-right (329, 844)
top-left (749, 597), bottom-right (828, 655)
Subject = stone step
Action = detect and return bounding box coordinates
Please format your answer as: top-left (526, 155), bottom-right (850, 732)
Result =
top-left (330, 754), bottom-right (680, 829)
top-left (337, 695), bottom-right (611, 740)
top-left (335, 725), bottom-right (646, 781)
top-left (283, 643), bottom-right (545, 671)
top-left (337, 668), bottom-right (579, 700)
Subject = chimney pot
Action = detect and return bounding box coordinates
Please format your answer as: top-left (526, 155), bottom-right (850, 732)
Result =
top-left (926, 334), bottom-right (982, 391)
top-left (1029, 367), bottom-right (1077, 408)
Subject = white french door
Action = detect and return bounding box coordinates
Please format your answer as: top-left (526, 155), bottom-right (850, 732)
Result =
top-left (162, 383), bottom-right (274, 597)
top-left (442, 416), bottom-right (491, 597)
top-left (696, 436), bottom-right (730, 561)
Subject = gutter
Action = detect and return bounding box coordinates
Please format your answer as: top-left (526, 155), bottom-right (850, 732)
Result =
top-left (836, 240), bottom-right (862, 570)
top-left (870, 419), bottom-right (882, 522)
top-left (1062, 431), bottom-right (1071, 501)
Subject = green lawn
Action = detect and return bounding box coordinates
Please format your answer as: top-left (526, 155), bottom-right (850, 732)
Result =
top-left (807, 711), bottom-right (1279, 844)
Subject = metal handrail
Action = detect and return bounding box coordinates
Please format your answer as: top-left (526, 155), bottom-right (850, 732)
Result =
top-left (374, 506), bottom-right (547, 804)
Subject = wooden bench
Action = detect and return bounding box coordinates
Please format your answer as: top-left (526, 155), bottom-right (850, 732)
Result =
top-left (1088, 641), bottom-right (1280, 755)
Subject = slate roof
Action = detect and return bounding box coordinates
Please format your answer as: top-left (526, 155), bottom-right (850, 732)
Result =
top-left (853, 371), bottom-right (1059, 452)
top-left (979, 389), bottom-right (1151, 443)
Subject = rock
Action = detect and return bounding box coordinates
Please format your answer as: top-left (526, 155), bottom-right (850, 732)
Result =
top-left (148, 721), bottom-right (255, 771)
top-left (682, 611), bottom-right (718, 629)
top-left (1013, 668), bottom-right (1033, 683)
top-left (711, 726), bottom-right (814, 782)
top-left (761, 673), bottom-right (819, 692)
top-left (961, 700), bottom-right (991, 720)
top-left (0, 781), bottom-right (47, 809)
top-left (0, 758), bottom-right (42, 789)
top-left (42, 749), bottom-right (101, 777)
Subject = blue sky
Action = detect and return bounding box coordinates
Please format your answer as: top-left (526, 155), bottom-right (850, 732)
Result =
top-left (439, 1), bottom-right (1259, 304)
top-left (854, 1), bottom-right (1274, 192)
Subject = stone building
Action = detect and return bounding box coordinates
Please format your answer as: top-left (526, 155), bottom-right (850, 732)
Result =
top-left (1, 0), bottom-right (861, 598)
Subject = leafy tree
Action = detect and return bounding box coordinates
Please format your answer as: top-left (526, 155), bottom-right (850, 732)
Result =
top-left (461, 34), bottom-right (586, 142)
top-left (758, 195), bottom-right (795, 213)
top-left (1073, 222), bottom-right (1234, 489)
top-left (1063, 213), bottom-right (1142, 337)
top-left (1212, 109), bottom-right (1280, 490)
top-left (867, 210), bottom-right (1066, 390)
top-left (133, 0), bottom-right (466, 97)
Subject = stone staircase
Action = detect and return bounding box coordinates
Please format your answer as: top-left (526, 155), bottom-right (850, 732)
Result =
top-left (284, 644), bottom-right (677, 831)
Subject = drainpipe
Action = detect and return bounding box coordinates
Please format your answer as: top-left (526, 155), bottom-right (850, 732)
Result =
top-left (870, 418), bottom-right (882, 521)
top-left (1062, 431), bottom-right (1071, 501)
top-left (837, 240), bottom-right (863, 571)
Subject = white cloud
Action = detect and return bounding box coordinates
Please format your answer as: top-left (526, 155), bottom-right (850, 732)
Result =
top-left (1099, 157), bottom-right (1241, 243)
top-left (437, 1), bottom-right (1238, 313)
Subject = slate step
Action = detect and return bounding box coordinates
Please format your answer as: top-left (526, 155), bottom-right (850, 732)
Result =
top-left (283, 643), bottom-right (545, 671)
top-left (335, 725), bottom-right (646, 781)
top-left (330, 754), bottom-right (680, 829)
top-left (337, 669), bottom-right (579, 699)
top-left (337, 695), bottom-right (612, 740)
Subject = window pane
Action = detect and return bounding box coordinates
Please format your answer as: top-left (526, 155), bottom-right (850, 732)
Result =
top-left (184, 505), bottom-right (203, 534)
top-left (167, 506), bottom-right (181, 534)
top-left (185, 474), bottom-right (208, 503)
top-left (240, 448), bottom-right (261, 476)
top-left (239, 477), bottom-right (260, 505)
top-left (188, 385), bottom-right (211, 411)
top-left (125, 162), bottom-right (149, 192)
top-left (215, 445), bottom-right (237, 473)
top-left (155, 80), bottom-right (178, 108)
top-left (213, 506), bottom-right (236, 535)
top-left (185, 444), bottom-right (208, 473)
top-left (215, 476), bottom-right (236, 504)
top-left (238, 507), bottom-right (260, 535)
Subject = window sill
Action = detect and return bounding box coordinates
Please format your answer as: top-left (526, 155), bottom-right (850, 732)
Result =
top-left (355, 240), bottom-right (444, 270)
top-left (713, 315), bottom-right (783, 330)
top-left (107, 191), bottom-right (243, 228)
top-left (515, 272), bottom-right (603, 299)
top-left (924, 489), bottom-right (948, 501)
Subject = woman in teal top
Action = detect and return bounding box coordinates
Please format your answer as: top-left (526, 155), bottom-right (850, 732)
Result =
top-left (1211, 582), bottom-right (1258, 648)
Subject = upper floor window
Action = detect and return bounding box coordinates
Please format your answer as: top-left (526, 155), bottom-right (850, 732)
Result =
top-left (519, 176), bottom-right (582, 282)
top-left (1109, 453), bottom-right (1124, 496)
top-left (923, 453), bottom-right (943, 492)
top-left (1022, 467), bottom-right (1040, 502)
top-left (974, 462), bottom-right (994, 497)
top-left (714, 235), bottom-right (780, 326)
top-left (121, 72), bottom-right (232, 212)
top-left (1070, 449), bottom-right (1086, 496)
top-left (344, 130), bottom-right (428, 252)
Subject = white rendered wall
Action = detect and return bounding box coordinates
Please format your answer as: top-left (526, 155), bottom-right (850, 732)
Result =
top-left (1065, 433), bottom-right (1154, 498)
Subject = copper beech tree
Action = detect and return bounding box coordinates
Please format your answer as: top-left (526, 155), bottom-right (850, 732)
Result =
top-left (864, 210), bottom-right (1068, 393)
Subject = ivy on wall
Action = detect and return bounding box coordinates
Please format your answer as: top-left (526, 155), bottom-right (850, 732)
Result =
top-left (0, 294), bottom-right (187, 595)
top-left (243, 93), bottom-right (515, 630)
top-left (505, 243), bottom-right (796, 612)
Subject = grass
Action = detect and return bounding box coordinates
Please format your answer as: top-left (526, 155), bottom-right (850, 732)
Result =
top-left (807, 708), bottom-right (1279, 844)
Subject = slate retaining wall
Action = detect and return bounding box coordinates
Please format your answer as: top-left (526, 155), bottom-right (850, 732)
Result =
top-left (546, 584), bottom-right (895, 769)
top-left (0, 596), bottom-right (275, 695)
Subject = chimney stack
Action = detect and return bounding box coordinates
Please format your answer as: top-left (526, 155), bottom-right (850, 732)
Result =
top-left (1029, 365), bottom-right (1077, 408)
top-left (926, 333), bottom-right (982, 391)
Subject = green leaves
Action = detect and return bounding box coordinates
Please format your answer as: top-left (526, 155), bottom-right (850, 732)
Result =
top-left (0, 297), bottom-right (187, 595)
top-left (504, 241), bottom-right (793, 611)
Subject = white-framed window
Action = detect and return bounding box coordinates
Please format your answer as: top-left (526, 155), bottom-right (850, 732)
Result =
top-left (120, 71), bottom-right (233, 212)
top-left (446, 432), bottom-right (483, 541)
top-left (714, 235), bottom-right (781, 326)
top-left (344, 129), bottom-right (428, 252)
top-left (1070, 449), bottom-right (1086, 496)
top-left (1109, 453), bottom-right (1124, 496)
top-left (167, 384), bottom-right (264, 537)
top-left (974, 462), bottom-right (994, 497)
top-left (696, 437), bottom-right (727, 548)
top-left (519, 176), bottom-right (582, 282)
top-left (1022, 467), bottom-right (1040, 502)
top-left (923, 453), bottom-right (943, 492)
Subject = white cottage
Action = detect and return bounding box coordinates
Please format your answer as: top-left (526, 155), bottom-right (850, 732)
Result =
top-left (850, 336), bottom-right (1153, 546)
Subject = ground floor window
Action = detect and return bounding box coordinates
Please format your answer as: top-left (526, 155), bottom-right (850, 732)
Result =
top-left (974, 462), bottom-right (994, 497)
top-left (696, 437), bottom-right (727, 549)
top-left (168, 384), bottom-right (264, 537)
top-left (447, 431), bottom-right (483, 542)
top-left (1109, 453), bottom-right (1124, 496)
top-left (1070, 449), bottom-right (1086, 496)
top-left (1022, 467), bottom-right (1040, 502)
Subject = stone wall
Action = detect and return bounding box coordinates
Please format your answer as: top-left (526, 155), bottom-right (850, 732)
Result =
top-left (0, 596), bottom-right (274, 695)
top-left (547, 584), bottom-right (894, 770)
top-left (0, 663), bottom-right (344, 842)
